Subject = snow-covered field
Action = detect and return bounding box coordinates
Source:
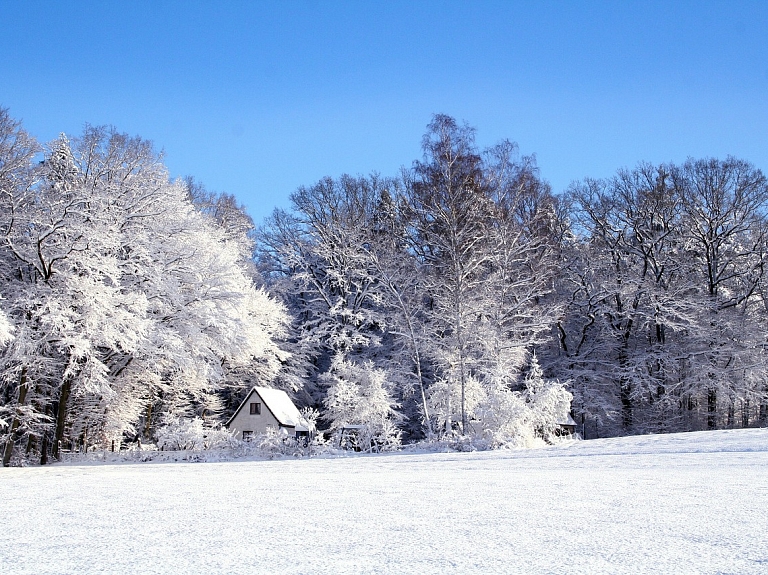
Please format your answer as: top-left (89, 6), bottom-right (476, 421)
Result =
top-left (2, 429), bottom-right (767, 575)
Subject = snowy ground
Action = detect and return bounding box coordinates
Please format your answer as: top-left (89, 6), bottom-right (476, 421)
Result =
top-left (2, 429), bottom-right (767, 575)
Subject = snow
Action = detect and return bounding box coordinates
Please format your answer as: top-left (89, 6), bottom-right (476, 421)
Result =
top-left (2, 429), bottom-right (768, 574)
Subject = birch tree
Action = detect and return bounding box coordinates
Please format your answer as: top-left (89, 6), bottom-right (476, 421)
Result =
top-left (405, 114), bottom-right (492, 434)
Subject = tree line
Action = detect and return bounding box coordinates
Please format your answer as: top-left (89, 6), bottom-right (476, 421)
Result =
top-left (2, 109), bottom-right (767, 464)
top-left (258, 114), bottom-right (768, 443)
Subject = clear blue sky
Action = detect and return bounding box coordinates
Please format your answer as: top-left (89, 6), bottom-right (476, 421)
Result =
top-left (1, 1), bottom-right (766, 223)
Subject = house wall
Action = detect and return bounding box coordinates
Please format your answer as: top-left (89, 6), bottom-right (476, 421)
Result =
top-left (228, 391), bottom-right (286, 439)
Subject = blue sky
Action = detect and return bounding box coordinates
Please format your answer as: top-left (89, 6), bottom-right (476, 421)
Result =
top-left (1, 1), bottom-right (766, 223)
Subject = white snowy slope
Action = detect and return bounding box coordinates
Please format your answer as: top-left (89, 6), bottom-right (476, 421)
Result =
top-left (2, 429), bottom-right (767, 575)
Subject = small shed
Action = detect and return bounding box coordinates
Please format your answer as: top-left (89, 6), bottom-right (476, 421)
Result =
top-left (337, 424), bottom-right (366, 451)
top-left (557, 413), bottom-right (578, 436)
top-left (226, 387), bottom-right (310, 441)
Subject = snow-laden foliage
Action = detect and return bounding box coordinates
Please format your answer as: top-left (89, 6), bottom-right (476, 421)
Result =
top-left (557, 158), bottom-right (768, 436)
top-left (4, 107), bottom-right (768, 463)
top-left (427, 354), bottom-right (572, 448)
top-left (0, 110), bottom-right (289, 465)
top-left (0, 306), bottom-right (12, 348)
top-left (259, 114), bottom-right (768, 442)
top-left (321, 356), bottom-right (401, 451)
top-left (517, 356), bottom-right (573, 442)
top-left (155, 417), bottom-right (235, 451)
top-left (258, 116), bottom-right (565, 445)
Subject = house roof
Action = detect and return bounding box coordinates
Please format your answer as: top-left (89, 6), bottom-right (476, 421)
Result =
top-left (226, 387), bottom-right (310, 432)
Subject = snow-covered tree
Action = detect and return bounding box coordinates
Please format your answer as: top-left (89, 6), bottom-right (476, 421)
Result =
top-left (405, 115), bottom-right (494, 435)
top-left (404, 116), bottom-right (562, 438)
top-left (0, 114), bottom-right (289, 464)
top-left (562, 165), bottom-right (691, 433)
top-left (257, 174), bottom-right (396, 410)
top-left (476, 141), bottom-right (562, 407)
top-left (360, 195), bottom-right (435, 439)
top-left (321, 356), bottom-right (401, 450)
top-left (672, 157), bottom-right (768, 430)
top-left (558, 159), bottom-right (768, 436)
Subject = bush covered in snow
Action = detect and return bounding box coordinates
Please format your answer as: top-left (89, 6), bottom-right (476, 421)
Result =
top-left (424, 354), bottom-right (573, 450)
top-left (155, 417), bottom-right (235, 451)
top-left (331, 420), bottom-right (402, 453)
top-left (321, 357), bottom-right (402, 451)
top-left (241, 427), bottom-right (321, 458)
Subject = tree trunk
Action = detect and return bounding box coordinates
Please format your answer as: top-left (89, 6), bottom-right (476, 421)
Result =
top-left (52, 375), bottom-right (73, 460)
top-left (459, 356), bottom-right (467, 435)
top-left (40, 433), bottom-right (48, 465)
top-left (742, 399), bottom-right (750, 428)
top-left (707, 388), bottom-right (717, 429)
top-left (413, 350), bottom-right (432, 437)
top-left (445, 394), bottom-right (452, 436)
top-left (620, 381), bottom-right (632, 429)
top-left (2, 367), bottom-right (29, 467)
top-left (618, 347), bottom-right (632, 430)
top-left (727, 402), bottom-right (734, 428)
top-left (456, 298), bottom-right (467, 435)
top-left (144, 401), bottom-right (153, 438)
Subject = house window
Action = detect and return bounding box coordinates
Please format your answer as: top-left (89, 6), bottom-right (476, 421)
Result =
top-left (242, 431), bottom-right (253, 441)
top-left (250, 402), bottom-right (261, 415)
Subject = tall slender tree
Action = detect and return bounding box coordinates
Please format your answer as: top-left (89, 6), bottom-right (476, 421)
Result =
top-left (405, 115), bottom-right (493, 434)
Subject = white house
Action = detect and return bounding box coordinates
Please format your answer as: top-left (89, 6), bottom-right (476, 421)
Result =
top-left (226, 387), bottom-right (310, 441)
